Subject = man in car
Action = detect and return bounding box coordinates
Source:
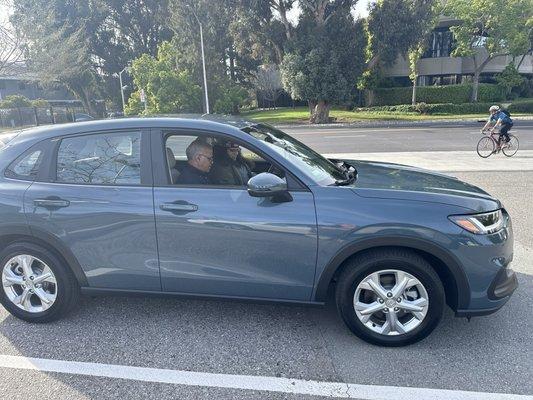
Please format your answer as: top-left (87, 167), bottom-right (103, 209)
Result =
top-left (175, 139), bottom-right (213, 185)
top-left (210, 141), bottom-right (254, 186)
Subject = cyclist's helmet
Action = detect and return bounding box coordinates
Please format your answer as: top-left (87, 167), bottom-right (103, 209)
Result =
top-left (489, 105), bottom-right (500, 112)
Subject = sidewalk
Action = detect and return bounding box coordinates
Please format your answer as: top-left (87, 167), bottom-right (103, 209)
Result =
top-left (324, 150), bottom-right (533, 172)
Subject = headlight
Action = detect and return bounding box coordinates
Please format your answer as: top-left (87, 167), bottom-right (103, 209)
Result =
top-left (449, 209), bottom-right (504, 234)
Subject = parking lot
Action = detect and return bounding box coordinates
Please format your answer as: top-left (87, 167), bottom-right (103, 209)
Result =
top-left (1, 123), bottom-right (532, 399)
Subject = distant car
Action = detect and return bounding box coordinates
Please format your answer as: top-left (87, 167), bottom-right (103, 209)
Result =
top-left (73, 113), bottom-right (94, 122)
top-left (0, 117), bottom-right (517, 346)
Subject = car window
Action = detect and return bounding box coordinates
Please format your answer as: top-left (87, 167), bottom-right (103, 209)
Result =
top-left (164, 133), bottom-right (280, 186)
top-left (6, 149), bottom-right (44, 180)
top-left (56, 131), bottom-right (141, 185)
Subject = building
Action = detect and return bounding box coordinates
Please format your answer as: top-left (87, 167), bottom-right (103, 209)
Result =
top-left (383, 17), bottom-right (533, 87)
top-left (0, 63), bottom-right (74, 102)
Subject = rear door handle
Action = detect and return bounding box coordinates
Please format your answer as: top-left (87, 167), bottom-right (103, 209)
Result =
top-left (160, 202), bottom-right (198, 213)
top-left (34, 198), bottom-right (70, 208)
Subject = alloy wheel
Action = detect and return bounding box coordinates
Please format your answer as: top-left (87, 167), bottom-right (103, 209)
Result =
top-left (353, 269), bottom-right (429, 336)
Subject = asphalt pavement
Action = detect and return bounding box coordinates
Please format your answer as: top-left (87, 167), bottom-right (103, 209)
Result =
top-left (0, 123), bottom-right (532, 399)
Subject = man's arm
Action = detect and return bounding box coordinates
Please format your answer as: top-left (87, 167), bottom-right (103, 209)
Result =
top-left (491, 118), bottom-right (503, 133)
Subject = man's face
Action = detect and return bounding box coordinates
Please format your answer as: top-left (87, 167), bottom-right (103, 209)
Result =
top-left (227, 146), bottom-right (240, 161)
top-left (194, 147), bottom-right (213, 172)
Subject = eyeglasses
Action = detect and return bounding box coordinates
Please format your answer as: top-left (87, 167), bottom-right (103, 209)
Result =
top-left (227, 147), bottom-right (240, 152)
top-left (198, 154), bottom-right (213, 162)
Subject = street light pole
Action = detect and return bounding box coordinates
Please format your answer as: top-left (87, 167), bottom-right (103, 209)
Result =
top-left (119, 66), bottom-right (130, 112)
top-left (191, 10), bottom-right (210, 114)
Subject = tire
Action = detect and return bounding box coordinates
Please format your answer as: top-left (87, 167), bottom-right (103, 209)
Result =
top-left (502, 135), bottom-right (519, 157)
top-left (335, 248), bottom-right (445, 347)
top-left (477, 136), bottom-right (495, 158)
top-left (0, 242), bottom-right (80, 322)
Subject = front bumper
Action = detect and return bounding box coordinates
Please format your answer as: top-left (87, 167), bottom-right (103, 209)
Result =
top-left (455, 266), bottom-right (518, 317)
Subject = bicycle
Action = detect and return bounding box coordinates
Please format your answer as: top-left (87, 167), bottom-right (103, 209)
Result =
top-left (476, 129), bottom-right (519, 158)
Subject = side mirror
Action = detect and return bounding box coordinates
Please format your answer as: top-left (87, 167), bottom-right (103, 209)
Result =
top-left (247, 173), bottom-right (292, 202)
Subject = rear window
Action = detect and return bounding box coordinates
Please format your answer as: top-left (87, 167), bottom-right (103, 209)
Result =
top-left (56, 131), bottom-right (141, 185)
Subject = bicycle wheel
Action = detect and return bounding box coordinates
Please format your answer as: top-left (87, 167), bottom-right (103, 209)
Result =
top-left (477, 136), bottom-right (496, 158)
top-left (502, 135), bottom-right (519, 157)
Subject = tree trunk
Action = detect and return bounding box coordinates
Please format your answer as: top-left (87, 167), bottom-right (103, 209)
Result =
top-left (310, 100), bottom-right (330, 124)
top-left (308, 100), bottom-right (317, 117)
top-left (471, 71), bottom-right (480, 102)
top-left (411, 76), bottom-right (418, 105)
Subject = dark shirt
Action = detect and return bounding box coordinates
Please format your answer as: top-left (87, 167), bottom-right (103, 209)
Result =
top-left (176, 163), bottom-right (210, 185)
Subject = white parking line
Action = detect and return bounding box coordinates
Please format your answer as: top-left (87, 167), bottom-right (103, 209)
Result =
top-left (0, 355), bottom-right (531, 399)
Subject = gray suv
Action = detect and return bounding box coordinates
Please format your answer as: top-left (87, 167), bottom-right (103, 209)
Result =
top-left (0, 118), bottom-right (517, 346)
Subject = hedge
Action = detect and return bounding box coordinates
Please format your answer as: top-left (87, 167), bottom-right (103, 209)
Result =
top-left (357, 100), bottom-right (533, 115)
top-left (370, 84), bottom-right (505, 106)
top-left (507, 100), bottom-right (533, 114)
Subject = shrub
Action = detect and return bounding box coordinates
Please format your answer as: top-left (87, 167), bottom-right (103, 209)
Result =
top-left (0, 94), bottom-right (32, 108)
top-left (30, 99), bottom-right (50, 107)
top-left (508, 100), bottom-right (533, 114)
top-left (370, 84), bottom-right (505, 106)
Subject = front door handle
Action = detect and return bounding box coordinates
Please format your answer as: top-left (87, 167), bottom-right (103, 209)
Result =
top-left (34, 198), bottom-right (70, 208)
top-left (160, 202), bottom-right (198, 213)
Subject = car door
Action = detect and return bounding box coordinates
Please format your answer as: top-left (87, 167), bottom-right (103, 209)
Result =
top-left (24, 129), bottom-right (160, 291)
top-left (153, 129), bottom-right (318, 301)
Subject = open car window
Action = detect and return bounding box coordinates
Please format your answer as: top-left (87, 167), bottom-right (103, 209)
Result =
top-left (164, 132), bottom-right (284, 186)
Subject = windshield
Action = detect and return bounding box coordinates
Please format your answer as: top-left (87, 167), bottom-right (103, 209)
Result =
top-left (0, 131), bottom-right (20, 151)
top-left (242, 124), bottom-right (346, 185)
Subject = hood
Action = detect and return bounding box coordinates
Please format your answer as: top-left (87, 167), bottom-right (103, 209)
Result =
top-left (346, 160), bottom-right (500, 213)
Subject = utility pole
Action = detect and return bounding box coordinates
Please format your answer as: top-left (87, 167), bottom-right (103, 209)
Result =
top-left (118, 65), bottom-right (130, 112)
top-left (188, 7), bottom-right (210, 114)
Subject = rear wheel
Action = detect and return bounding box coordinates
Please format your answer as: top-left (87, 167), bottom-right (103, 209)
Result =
top-left (477, 136), bottom-right (496, 158)
top-left (335, 249), bottom-right (445, 346)
top-left (502, 135), bottom-right (519, 157)
top-left (0, 242), bottom-right (79, 322)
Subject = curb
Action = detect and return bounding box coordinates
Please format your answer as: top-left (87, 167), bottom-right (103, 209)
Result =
top-left (274, 116), bottom-right (533, 129)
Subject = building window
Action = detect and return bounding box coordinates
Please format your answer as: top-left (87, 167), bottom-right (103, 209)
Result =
top-left (423, 29), bottom-right (455, 58)
top-left (0, 81), bottom-right (6, 90)
top-left (18, 81), bottom-right (26, 90)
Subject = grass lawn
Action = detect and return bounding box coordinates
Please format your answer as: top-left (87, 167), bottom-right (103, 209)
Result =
top-left (242, 106), bottom-right (529, 125)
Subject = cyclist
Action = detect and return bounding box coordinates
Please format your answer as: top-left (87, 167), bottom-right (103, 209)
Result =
top-left (481, 105), bottom-right (513, 145)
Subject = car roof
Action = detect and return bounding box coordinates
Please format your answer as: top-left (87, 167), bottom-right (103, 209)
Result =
top-left (7, 116), bottom-right (261, 144)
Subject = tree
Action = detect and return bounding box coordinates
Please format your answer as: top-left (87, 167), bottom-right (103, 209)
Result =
top-left (407, 0), bottom-right (440, 104)
top-left (253, 64), bottom-right (283, 108)
top-left (495, 63), bottom-right (525, 98)
top-left (126, 42), bottom-right (202, 115)
top-left (0, 24), bottom-right (25, 77)
top-left (281, 1), bottom-right (366, 123)
top-left (361, 0), bottom-right (440, 106)
top-left (446, 0), bottom-right (531, 101)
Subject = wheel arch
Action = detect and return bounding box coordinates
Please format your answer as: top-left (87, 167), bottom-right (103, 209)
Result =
top-left (0, 226), bottom-right (88, 287)
top-left (314, 237), bottom-right (469, 311)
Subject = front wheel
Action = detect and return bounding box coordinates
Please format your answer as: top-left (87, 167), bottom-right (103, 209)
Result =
top-left (335, 249), bottom-right (444, 346)
top-left (477, 136), bottom-right (496, 158)
top-left (502, 135), bottom-right (519, 157)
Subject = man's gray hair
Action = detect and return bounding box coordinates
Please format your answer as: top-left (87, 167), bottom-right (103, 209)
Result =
top-left (185, 138), bottom-right (211, 160)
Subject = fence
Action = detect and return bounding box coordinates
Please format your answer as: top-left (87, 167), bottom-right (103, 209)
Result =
top-left (0, 106), bottom-right (89, 129)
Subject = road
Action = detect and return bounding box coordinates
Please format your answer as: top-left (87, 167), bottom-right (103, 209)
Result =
top-left (284, 120), bottom-right (533, 153)
top-left (0, 123), bottom-right (532, 399)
